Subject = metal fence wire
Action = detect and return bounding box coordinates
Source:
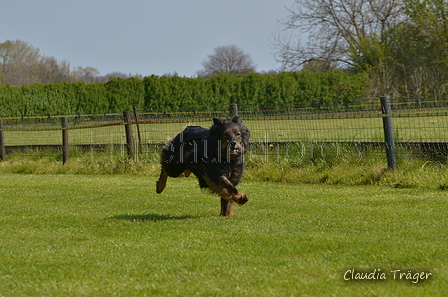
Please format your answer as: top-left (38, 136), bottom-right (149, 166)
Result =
top-left (1, 96), bottom-right (448, 165)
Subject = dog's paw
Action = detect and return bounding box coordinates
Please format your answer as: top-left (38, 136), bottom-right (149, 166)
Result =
top-left (233, 192), bottom-right (248, 205)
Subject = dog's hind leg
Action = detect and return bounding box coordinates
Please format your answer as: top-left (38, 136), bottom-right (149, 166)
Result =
top-left (220, 198), bottom-right (234, 217)
top-left (156, 170), bottom-right (168, 194)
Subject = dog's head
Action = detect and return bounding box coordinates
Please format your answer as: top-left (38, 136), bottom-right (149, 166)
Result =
top-left (210, 116), bottom-right (250, 159)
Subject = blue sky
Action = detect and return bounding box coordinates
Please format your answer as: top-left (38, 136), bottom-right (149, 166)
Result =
top-left (1, 0), bottom-right (294, 77)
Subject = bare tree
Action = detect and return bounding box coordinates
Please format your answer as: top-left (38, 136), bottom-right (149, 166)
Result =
top-left (71, 66), bottom-right (100, 83)
top-left (57, 60), bottom-right (73, 82)
top-left (198, 45), bottom-right (256, 77)
top-left (274, 0), bottom-right (405, 72)
top-left (38, 56), bottom-right (60, 84)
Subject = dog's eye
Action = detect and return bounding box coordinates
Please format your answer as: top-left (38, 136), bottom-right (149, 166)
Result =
top-left (236, 132), bottom-right (241, 136)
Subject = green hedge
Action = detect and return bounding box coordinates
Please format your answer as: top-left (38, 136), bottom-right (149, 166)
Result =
top-left (143, 71), bottom-right (369, 111)
top-left (0, 72), bottom-right (368, 117)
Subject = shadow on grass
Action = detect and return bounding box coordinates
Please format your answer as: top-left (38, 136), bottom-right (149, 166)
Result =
top-left (107, 213), bottom-right (195, 222)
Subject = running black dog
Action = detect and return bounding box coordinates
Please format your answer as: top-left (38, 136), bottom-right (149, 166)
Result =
top-left (156, 116), bottom-right (250, 216)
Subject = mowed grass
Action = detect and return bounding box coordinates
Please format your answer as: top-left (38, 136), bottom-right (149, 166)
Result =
top-left (0, 174), bottom-right (447, 296)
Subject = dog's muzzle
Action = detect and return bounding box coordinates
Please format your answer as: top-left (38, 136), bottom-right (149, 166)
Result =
top-left (229, 141), bottom-right (241, 155)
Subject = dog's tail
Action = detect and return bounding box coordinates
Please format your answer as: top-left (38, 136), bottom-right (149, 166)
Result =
top-left (156, 170), bottom-right (168, 194)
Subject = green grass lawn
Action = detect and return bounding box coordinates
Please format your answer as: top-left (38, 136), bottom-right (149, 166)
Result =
top-left (0, 174), bottom-right (446, 296)
top-left (4, 112), bottom-right (448, 146)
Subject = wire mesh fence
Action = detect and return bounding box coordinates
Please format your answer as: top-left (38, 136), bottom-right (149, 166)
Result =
top-left (1, 96), bottom-right (448, 165)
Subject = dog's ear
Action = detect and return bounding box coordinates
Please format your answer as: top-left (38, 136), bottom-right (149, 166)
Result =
top-left (213, 118), bottom-right (224, 126)
top-left (230, 116), bottom-right (242, 125)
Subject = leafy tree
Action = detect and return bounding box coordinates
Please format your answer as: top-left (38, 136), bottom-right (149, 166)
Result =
top-left (0, 40), bottom-right (41, 85)
top-left (390, 0), bottom-right (448, 97)
top-left (0, 39), bottom-right (143, 85)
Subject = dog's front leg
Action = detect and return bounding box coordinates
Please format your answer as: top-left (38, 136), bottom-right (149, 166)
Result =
top-left (204, 175), bottom-right (248, 216)
top-left (218, 176), bottom-right (249, 205)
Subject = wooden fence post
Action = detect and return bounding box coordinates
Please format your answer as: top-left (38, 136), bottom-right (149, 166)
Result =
top-left (61, 117), bottom-right (69, 164)
top-left (133, 106), bottom-right (142, 149)
top-left (123, 110), bottom-right (135, 159)
top-left (230, 104), bottom-right (238, 117)
top-left (0, 119), bottom-right (5, 161)
top-left (380, 96), bottom-right (397, 169)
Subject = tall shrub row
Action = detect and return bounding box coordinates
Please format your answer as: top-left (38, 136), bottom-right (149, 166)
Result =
top-left (143, 71), bottom-right (369, 111)
top-left (0, 72), bottom-right (368, 117)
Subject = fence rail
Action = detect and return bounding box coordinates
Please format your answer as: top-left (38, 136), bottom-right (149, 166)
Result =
top-left (1, 97), bottom-right (448, 166)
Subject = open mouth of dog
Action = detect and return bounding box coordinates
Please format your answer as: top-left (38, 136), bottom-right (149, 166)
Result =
top-left (229, 147), bottom-right (241, 155)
